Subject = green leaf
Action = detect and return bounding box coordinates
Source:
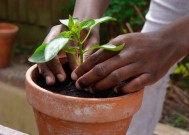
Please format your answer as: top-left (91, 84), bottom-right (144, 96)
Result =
top-left (45, 37), bottom-right (69, 62)
top-left (59, 31), bottom-right (73, 38)
top-left (60, 18), bottom-right (79, 27)
top-left (91, 16), bottom-right (116, 29)
top-left (80, 19), bottom-right (95, 29)
top-left (63, 45), bottom-right (76, 55)
top-left (28, 43), bottom-right (46, 63)
top-left (68, 15), bottom-right (74, 30)
top-left (100, 43), bottom-right (124, 51)
top-left (84, 43), bottom-right (125, 53)
top-left (81, 17), bottom-right (116, 44)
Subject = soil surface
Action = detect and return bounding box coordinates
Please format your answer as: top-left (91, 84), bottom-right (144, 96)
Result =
top-left (36, 63), bottom-right (123, 98)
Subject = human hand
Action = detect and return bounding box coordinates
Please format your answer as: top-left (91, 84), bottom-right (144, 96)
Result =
top-left (38, 25), bottom-right (99, 85)
top-left (72, 31), bottom-right (183, 93)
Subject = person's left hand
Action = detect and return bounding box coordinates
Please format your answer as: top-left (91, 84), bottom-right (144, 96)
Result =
top-left (71, 31), bottom-right (183, 94)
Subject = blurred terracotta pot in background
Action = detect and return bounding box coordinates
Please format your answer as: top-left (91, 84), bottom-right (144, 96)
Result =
top-left (0, 23), bottom-right (18, 68)
top-left (26, 65), bottom-right (144, 135)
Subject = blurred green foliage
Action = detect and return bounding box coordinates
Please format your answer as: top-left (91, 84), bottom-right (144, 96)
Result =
top-left (105, 0), bottom-right (148, 31)
top-left (163, 115), bottom-right (188, 130)
top-left (172, 56), bottom-right (189, 89)
top-left (67, 0), bottom-right (149, 43)
top-left (103, 0), bottom-right (148, 43)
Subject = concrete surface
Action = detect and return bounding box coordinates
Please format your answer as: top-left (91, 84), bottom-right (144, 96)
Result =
top-left (0, 63), bottom-right (29, 88)
top-left (154, 123), bottom-right (189, 135)
top-left (0, 81), bottom-right (38, 135)
top-left (0, 125), bottom-right (28, 135)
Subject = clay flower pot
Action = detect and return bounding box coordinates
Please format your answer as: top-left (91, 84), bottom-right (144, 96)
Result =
top-left (26, 65), bottom-right (144, 135)
top-left (0, 23), bottom-right (18, 68)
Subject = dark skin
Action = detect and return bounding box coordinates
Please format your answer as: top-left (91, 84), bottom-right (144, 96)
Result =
top-left (72, 15), bottom-right (189, 93)
top-left (37, 0), bottom-right (110, 86)
top-left (38, 0), bottom-right (189, 94)
top-left (38, 24), bottom-right (99, 85)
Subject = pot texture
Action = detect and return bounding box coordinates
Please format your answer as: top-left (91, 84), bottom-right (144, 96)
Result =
top-left (0, 23), bottom-right (18, 68)
top-left (26, 65), bottom-right (144, 135)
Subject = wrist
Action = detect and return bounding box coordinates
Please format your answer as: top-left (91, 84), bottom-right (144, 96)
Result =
top-left (72, 0), bottom-right (110, 21)
top-left (72, 12), bottom-right (101, 21)
top-left (162, 16), bottom-right (189, 57)
top-left (159, 28), bottom-right (185, 63)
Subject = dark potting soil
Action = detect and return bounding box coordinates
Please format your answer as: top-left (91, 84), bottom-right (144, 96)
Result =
top-left (35, 63), bottom-right (124, 98)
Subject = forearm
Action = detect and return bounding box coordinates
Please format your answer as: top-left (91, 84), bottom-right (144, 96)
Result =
top-left (73, 0), bottom-right (111, 20)
top-left (164, 15), bottom-right (189, 57)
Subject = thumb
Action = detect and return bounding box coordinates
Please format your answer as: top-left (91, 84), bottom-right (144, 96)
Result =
top-left (43, 25), bottom-right (66, 43)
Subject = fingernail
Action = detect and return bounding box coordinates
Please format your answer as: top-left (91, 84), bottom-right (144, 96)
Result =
top-left (89, 87), bottom-right (94, 94)
top-left (71, 72), bottom-right (78, 80)
top-left (57, 74), bottom-right (65, 82)
top-left (113, 87), bottom-right (118, 93)
top-left (38, 68), bottom-right (42, 74)
top-left (84, 88), bottom-right (89, 92)
top-left (46, 76), bottom-right (52, 84)
top-left (76, 81), bottom-right (82, 90)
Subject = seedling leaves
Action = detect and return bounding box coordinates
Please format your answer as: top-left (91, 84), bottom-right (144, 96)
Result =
top-left (45, 37), bottom-right (69, 62)
top-left (28, 43), bottom-right (46, 63)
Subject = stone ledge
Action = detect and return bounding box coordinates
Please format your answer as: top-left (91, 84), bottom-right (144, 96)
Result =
top-left (0, 63), bottom-right (30, 89)
top-left (0, 125), bottom-right (28, 135)
top-left (154, 123), bottom-right (189, 135)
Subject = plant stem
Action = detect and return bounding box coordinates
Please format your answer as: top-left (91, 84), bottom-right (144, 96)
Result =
top-left (81, 28), bottom-right (92, 44)
top-left (75, 33), bottom-right (83, 64)
top-left (78, 41), bottom-right (83, 63)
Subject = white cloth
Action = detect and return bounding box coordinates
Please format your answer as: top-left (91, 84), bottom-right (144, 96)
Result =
top-left (127, 0), bottom-right (189, 135)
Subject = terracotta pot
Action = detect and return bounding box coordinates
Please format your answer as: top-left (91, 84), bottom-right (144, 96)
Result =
top-left (0, 23), bottom-right (18, 68)
top-left (26, 65), bottom-right (144, 135)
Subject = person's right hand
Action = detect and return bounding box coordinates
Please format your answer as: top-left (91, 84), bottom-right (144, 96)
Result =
top-left (37, 25), bottom-right (99, 85)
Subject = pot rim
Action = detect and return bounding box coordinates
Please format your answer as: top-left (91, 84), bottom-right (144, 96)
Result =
top-left (26, 64), bottom-right (143, 101)
top-left (0, 23), bottom-right (19, 34)
top-left (26, 64), bottom-right (144, 122)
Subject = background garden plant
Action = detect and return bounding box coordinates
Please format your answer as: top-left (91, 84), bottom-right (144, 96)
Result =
top-left (28, 15), bottom-right (124, 64)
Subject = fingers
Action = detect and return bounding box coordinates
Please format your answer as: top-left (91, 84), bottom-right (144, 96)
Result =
top-left (92, 63), bottom-right (141, 92)
top-left (71, 49), bottom-right (118, 80)
top-left (47, 57), bottom-right (67, 82)
top-left (38, 64), bottom-right (55, 85)
top-left (67, 54), bottom-right (78, 71)
top-left (38, 57), bottom-right (67, 85)
top-left (83, 35), bottom-right (99, 61)
top-left (115, 73), bottom-right (152, 94)
top-left (66, 41), bottom-right (78, 71)
top-left (43, 25), bottom-right (64, 43)
top-left (72, 34), bottom-right (130, 80)
top-left (83, 28), bottom-right (100, 61)
top-left (38, 25), bottom-right (68, 85)
top-left (75, 51), bottom-right (134, 89)
top-left (71, 27), bottom-right (100, 79)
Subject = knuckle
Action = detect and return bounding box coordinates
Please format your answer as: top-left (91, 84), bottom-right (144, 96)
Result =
top-left (135, 78), bottom-right (143, 88)
top-left (51, 25), bottom-right (61, 30)
top-left (93, 64), bottom-right (106, 77)
top-left (113, 35), bottom-right (124, 44)
top-left (109, 71), bottom-right (121, 83)
top-left (117, 35), bottom-right (124, 40)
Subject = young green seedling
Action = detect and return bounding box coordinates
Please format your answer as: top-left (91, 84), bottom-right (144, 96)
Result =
top-left (28, 15), bottom-right (124, 64)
